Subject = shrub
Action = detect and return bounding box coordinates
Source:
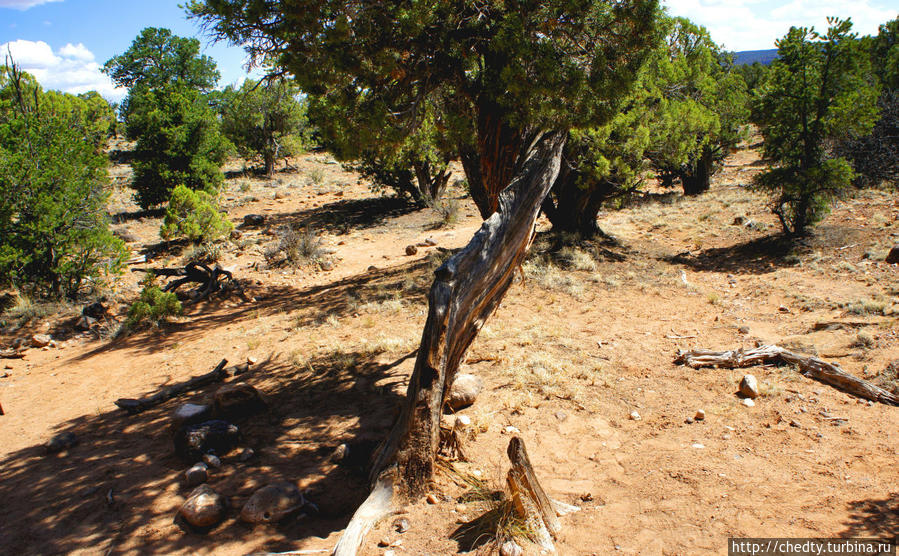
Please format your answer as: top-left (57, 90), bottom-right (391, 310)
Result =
top-left (265, 225), bottom-right (325, 267)
top-left (0, 63), bottom-right (128, 298)
top-left (160, 185), bottom-right (233, 243)
top-left (126, 284), bottom-right (182, 327)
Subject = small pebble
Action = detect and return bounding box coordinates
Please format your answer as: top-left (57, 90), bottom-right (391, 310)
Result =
top-left (378, 538), bottom-right (390, 547)
top-left (739, 374), bottom-right (760, 399)
top-left (500, 540), bottom-right (523, 556)
top-left (202, 454), bottom-right (222, 468)
top-left (455, 415), bottom-right (471, 428)
top-left (742, 398), bottom-right (755, 408)
top-left (237, 448), bottom-right (255, 462)
top-left (393, 517), bottom-right (410, 533)
top-left (692, 443), bottom-right (705, 449)
top-left (629, 411), bottom-right (641, 421)
top-left (426, 493), bottom-right (438, 505)
top-left (685, 417), bottom-right (695, 424)
top-left (454, 504), bottom-right (466, 513)
top-left (722, 433), bottom-right (732, 440)
top-left (185, 463), bottom-right (209, 487)
top-left (790, 420), bottom-right (802, 428)
top-left (554, 411), bottom-right (568, 421)
top-left (503, 425), bottom-right (521, 434)
top-left (247, 356), bottom-right (258, 365)
top-left (694, 409), bottom-right (706, 421)
top-left (384, 551), bottom-right (396, 556)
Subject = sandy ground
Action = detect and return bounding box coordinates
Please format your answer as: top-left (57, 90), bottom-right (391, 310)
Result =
top-left (0, 146), bottom-right (897, 556)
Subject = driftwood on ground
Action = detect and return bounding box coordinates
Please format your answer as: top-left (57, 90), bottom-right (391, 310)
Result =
top-left (675, 345), bottom-right (899, 406)
top-left (114, 359), bottom-right (228, 414)
top-left (132, 262), bottom-right (239, 305)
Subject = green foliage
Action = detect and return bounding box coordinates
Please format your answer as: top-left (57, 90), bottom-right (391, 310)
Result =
top-left (126, 283), bottom-right (182, 328)
top-left (753, 18), bottom-right (880, 235)
top-left (160, 185), bottom-right (233, 243)
top-left (219, 77), bottom-right (310, 176)
top-left (869, 17), bottom-right (899, 91)
top-left (190, 0), bottom-right (661, 218)
top-left (103, 27), bottom-right (219, 92)
top-left (0, 63), bottom-right (127, 298)
top-left (128, 83), bottom-right (230, 208)
top-left (644, 17), bottom-right (750, 195)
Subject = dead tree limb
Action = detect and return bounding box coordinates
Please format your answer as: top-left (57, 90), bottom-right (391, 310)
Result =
top-left (132, 262), bottom-right (238, 305)
top-left (675, 345), bottom-right (899, 406)
top-left (506, 436), bottom-right (560, 551)
top-left (115, 359), bottom-right (228, 414)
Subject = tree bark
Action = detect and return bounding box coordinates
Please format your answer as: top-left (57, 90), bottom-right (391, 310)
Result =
top-left (680, 147), bottom-right (714, 196)
top-left (542, 164), bottom-right (615, 238)
top-left (369, 130), bottom-right (568, 494)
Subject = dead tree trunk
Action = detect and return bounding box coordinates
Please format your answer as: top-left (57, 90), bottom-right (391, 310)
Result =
top-left (369, 130), bottom-right (566, 494)
top-left (334, 131), bottom-right (566, 555)
top-left (675, 345), bottom-right (899, 406)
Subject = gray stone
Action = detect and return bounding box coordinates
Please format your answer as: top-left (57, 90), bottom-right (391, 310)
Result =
top-left (739, 374), bottom-right (760, 399)
top-left (174, 420), bottom-right (239, 460)
top-left (45, 432), bottom-right (78, 454)
top-left (240, 482), bottom-right (306, 524)
top-left (447, 373), bottom-right (484, 410)
top-left (202, 454), bottom-right (222, 468)
top-left (171, 403), bottom-right (213, 429)
top-left (184, 463), bottom-right (208, 487)
top-left (213, 383), bottom-right (266, 420)
top-left (243, 214), bottom-right (266, 227)
top-left (393, 517), bottom-right (410, 533)
top-left (31, 334), bottom-right (51, 348)
top-left (179, 485), bottom-right (226, 528)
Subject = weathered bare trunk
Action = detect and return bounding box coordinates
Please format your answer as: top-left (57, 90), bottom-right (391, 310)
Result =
top-left (680, 147), bottom-right (714, 196)
top-left (369, 130), bottom-right (568, 494)
top-left (413, 160), bottom-right (451, 202)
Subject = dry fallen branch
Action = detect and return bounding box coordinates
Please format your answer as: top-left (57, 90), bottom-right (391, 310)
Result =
top-left (675, 345), bottom-right (899, 406)
top-left (114, 359), bottom-right (228, 414)
top-left (132, 262), bottom-right (241, 305)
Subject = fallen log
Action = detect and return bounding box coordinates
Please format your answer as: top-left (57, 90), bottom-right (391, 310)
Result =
top-left (674, 345), bottom-right (899, 406)
top-left (115, 359), bottom-right (228, 414)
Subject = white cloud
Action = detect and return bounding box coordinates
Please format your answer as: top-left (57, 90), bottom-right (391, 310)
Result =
top-left (1, 39), bottom-right (125, 102)
top-left (0, 0), bottom-right (63, 10)
top-left (663, 0), bottom-right (898, 51)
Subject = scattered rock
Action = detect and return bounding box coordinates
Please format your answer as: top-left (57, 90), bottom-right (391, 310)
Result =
top-left (692, 443), bottom-right (705, 449)
top-left (885, 244), bottom-right (899, 264)
top-left (554, 411), bottom-right (568, 422)
top-left (393, 517), bottom-right (410, 533)
top-left (113, 228), bottom-right (139, 243)
top-left (74, 315), bottom-right (97, 331)
top-left (174, 420), bottom-right (240, 460)
top-left (319, 260), bottom-right (335, 271)
top-left (331, 443), bottom-right (349, 463)
top-left (404, 244), bottom-right (418, 256)
top-left (45, 432), bottom-right (78, 454)
top-left (447, 373), bottom-right (484, 410)
top-left (426, 493), bottom-right (439, 505)
top-left (500, 540), bottom-right (523, 556)
top-left (685, 417), bottom-right (695, 424)
top-left (367, 265), bottom-right (378, 272)
top-left (789, 420), bottom-right (802, 428)
top-left (236, 447), bottom-right (255, 462)
top-left (503, 425), bottom-right (521, 435)
top-left (230, 230), bottom-right (242, 240)
top-left (31, 334), bottom-right (52, 348)
top-left (423, 238), bottom-right (437, 246)
top-left (742, 398), bottom-right (756, 408)
top-left (241, 482), bottom-right (306, 524)
top-left (629, 410), bottom-right (642, 421)
top-left (184, 463), bottom-right (209, 487)
top-left (778, 305), bottom-right (791, 313)
top-left (739, 374), bottom-right (760, 399)
top-left (247, 356), bottom-right (258, 365)
top-left (737, 325), bottom-right (751, 334)
top-left (213, 383), bottom-right (266, 420)
top-left (732, 216), bottom-right (747, 226)
top-left (274, 191), bottom-right (287, 200)
top-left (455, 414), bottom-right (472, 428)
top-left (202, 453), bottom-right (222, 468)
top-left (243, 214), bottom-right (266, 227)
top-left (378, 538), bottom-right (391, 547)
top-left (172, 403), bottom-right (213, 430)
top-left (179, 485), bottom-right (227, 528)
top-left (694, 409), bottom-right (706, 421)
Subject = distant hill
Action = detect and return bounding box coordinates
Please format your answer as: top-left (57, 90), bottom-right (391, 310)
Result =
top-left (734, 49), bottom-right (778, 66)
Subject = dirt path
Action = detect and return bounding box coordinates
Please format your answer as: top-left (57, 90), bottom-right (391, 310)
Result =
top-left (1, 148), bottom-right (896, 555)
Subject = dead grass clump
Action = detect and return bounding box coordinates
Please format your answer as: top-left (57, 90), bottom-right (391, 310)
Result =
top-left (429, 196), bottom-right (461, 228)
top-left (522, 261), bottom-right (586, 299)
top-left (266, 225), bottom-right (327, 267)
top-left (449, 468), bottom-right (536, 552)
top-left (850, 331), bottom-right (876, 350)
top-left (843, 299), bottom-right (887, 316)
top-left (1, 291), bottom-right (68, 328)
top-left (872, 361), bottom-right (899, 395)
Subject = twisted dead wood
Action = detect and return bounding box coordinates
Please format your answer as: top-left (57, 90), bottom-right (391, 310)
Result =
top-left (675, 345), bottom-right (899, 406)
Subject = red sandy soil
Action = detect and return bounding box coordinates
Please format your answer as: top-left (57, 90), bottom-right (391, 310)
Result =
top-left (0, 145), bottom-right (896, 555)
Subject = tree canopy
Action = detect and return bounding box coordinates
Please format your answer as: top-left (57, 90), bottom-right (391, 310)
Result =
top-left (754, 18), bottom-right (880, 235)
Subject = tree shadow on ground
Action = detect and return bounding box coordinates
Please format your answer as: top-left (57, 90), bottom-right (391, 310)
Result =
top-left (0, 348), bottom-right (410, 554)
top-left (262, 196), bottom-right (422, 235)
top-left (110, 207), bottom-right (166, 224)
top-left (72, 257), bottom-right (437, 360)
top-left (839, 495), bottom-right (899, 543)
top-left (663, 234), bottom-right (800, 275)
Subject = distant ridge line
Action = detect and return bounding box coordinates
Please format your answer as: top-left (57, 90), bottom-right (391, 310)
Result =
top-left (734, 49), bottom-right (778, 66)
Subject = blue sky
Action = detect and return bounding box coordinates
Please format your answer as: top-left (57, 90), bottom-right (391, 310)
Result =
top-left (1, 0), bottom-right (897, 102)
